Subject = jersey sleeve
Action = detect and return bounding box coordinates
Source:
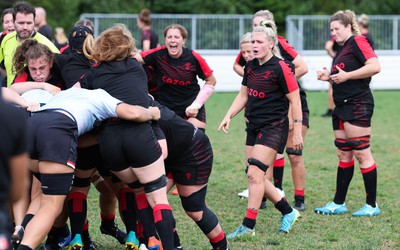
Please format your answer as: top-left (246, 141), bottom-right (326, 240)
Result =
top-left (141, 46), bottom-right (165, 67)
top-left (192, 50), bottom-right (213, 79)
top-left (278, 36), bottom-right (298, 62)
top-left (235, 51), bottom-right (246, 67)
top-left (278, 60), bottom-right (298, 93)
top-left (354, 35), bottom-right (377, 62)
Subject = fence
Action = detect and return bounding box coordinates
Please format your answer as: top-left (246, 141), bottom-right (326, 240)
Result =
top-left (80, 13), bottom-right (253, 54)
top-left (286, 15), bottom-right (400, 55)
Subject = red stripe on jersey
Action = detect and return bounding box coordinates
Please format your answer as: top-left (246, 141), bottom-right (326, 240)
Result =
top-left (279, 60), bottom-right (298, 92)
top-left (140, 45), bottom-right (166, 58)
top-left (13, 71), bottom-right (29, 83)
top-left (192, 50), bottom-right (213, 77)
top-left (278, 36), bottom-right (298, 59)
top-left (354, 35), bottom-right (377, 61)
top-left (235, 51), bottom-right (242, 64)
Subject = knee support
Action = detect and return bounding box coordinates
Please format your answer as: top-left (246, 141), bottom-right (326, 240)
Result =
top-left (41, 173), bottom-right (74, 195)
top-left (143, 174), bottom-right (167, 193)
top-left (180, 186), bottom-right (218, 235)
top-left (180, 186), bottom-right (207, 212)
top-left (334, 138), bottom-right (352, 151)
top-left (286, 148), bottom-right (302, 156)
top-left (347, 135), bottom-right (370, 150)
top-left (127, 180), bottom-right (142, 190)
top-left (72, 176), bottom-right (91, 188)
top-left (247, 158), bottom-right (269, 172)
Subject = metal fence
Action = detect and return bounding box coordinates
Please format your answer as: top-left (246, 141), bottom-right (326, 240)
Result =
top-left (81, 13), bottom-right (400, 55)
top-left (286, 15), bottom-right (400, 54)
top-left (80, 13), bottom-right (253, 54)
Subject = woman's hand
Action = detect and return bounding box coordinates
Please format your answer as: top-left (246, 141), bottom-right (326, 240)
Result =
top-left (330, 66), bottom-right (349, 84)
top-left (316, 67), bottom-right (331, 81)
top-left (43, 83), bottom-right (61, 95)
top-left (218, 116), bottom-right (231, 134)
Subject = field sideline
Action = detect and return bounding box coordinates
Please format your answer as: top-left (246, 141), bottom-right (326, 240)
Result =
top-left (83, 90), bottom-right (400, 250)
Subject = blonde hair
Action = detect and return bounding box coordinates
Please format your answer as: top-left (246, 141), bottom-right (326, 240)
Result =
top-left (253, 10), bottom-right (274, 21)
top-left (91, 24), bottom-right (136, 64)
top-left (240, 32), bottom-right (252, 46)
top-left (358, 14), bottom-right (369, 28)
top-left (330, 10), bottom-right (361, 35)
top-left (252, 25), bottom-right (282, 59)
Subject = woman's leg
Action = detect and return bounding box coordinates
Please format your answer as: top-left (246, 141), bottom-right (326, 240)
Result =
top-left (20, 161), bottom-right (74, 249)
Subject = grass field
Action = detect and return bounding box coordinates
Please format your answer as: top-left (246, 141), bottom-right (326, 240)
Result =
top-left (84, 90), bottom-right (400, 250)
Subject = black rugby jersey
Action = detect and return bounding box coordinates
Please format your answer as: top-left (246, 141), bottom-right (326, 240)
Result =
top-left (141, 46), bottom-right (213, 113)
top-left (80, 58), bottom-right (149, 108)
top-left (243, 56), bottom-right (298, 129)
top-left (330, 35), bottom-right (376, 104)
top-left (141, 29), bottom-right (159, 50)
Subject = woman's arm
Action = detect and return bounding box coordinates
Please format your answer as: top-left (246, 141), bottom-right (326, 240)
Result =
top-left (116, 103), bottom-right (160, 122)
top-left (10, 81), bottom-right (61, 95)
top-left (330, 57), bottom-right (380, 84)
top-left (286, 89), bottom-right (303, 151)
top-left (218, 85), bottom-right (248, 134)
top-left (292, 55), bottom-right (308, 79)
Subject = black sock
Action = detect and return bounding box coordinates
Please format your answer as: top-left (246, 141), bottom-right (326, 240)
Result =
top-left (81, 223), bottom-right (91, 245)
top-left (333, 161), bottom-right (354, 204)
top-left (67, 192), bottom-right (87, 238)
top-left (136, 193), bottom-right (157, 239)
top-left (361, 163), bottom-right (377, 207)
top-left (100, 214), bottom-right (116, 229)
top-left (210, 231), bottom-right (228, 250)
top-left (153, 204), bottom-right (174, 250)
top-left (274, 198), bottom-right (293, 215)
top-left (117, 188), bottom-right (137, 233)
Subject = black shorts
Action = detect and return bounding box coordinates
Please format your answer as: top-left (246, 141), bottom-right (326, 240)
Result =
top-left (300, 90), bottom-right (310, 128)
top-left (99, 121), bottom-right (162, 171)
top-left (28, 111), bottom-right (78, 168)
top-left (76, 144), bottom-right (112, 177)
top-left (332, 93), bottom-right (374, 129)
top-left (176, 106), bottom-right (206, 123)
top-left (165, 129), bottom-right (213, 185)
top-left (245, 119), bottom-right (289, 154)
top-left (0, 202), bottom-right (12, 235)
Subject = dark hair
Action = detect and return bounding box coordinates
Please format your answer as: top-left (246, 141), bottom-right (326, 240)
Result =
top-left (139, 9), bottom-right (151, 26)
top-left (2, 8), bottom-right (14, 23)
top-left (13, 38), bottom-right (53, 75)
top-left (330, 10), bottom-right (361, 35)
top-left (12, 1), bottom-right (36, 20)
top-left (163, 24), bottom-right (187, 39)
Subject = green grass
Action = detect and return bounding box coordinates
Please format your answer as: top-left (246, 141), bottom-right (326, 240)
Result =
top-left (84, 90), bottom-right (400, 250)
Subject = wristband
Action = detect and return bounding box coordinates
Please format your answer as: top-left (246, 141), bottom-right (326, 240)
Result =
top-left (293, 120), bottom-right (303, 123)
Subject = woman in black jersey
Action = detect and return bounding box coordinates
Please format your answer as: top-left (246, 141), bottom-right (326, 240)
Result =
top-left (234, 10), bottom-right (309, 211)
top-left (135, 24), bottom-right (216, 131)
top-left (315, 10), bottom-right (381, 217)
top-left (137, 8), bottom-right (159, 52)
top-left (219, 25), bottom-right (302, 240)
top-left (78, 24), bottom-right (175, 250)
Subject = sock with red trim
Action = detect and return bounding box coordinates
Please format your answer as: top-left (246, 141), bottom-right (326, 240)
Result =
top-left (242, 208), bottom-right (258, 229)
top-left (210, 231), bottom-right (228, 250)
top-left (274, 197), bottom-right (293, 215)
top-left (117, 188), bottom-right (137, 233)
top-left (153, 204), bottom-right (174, 250)
top-left (361, 163), bottom-right (377, 207)
top-left (67, 192), bottom-right (87, 238)
top-left (273, 158), bottom-right (285, 190)
top-left (333, 160), bottom-right (354, 204)
top-left (136, 193), bottom-right (158, 240)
